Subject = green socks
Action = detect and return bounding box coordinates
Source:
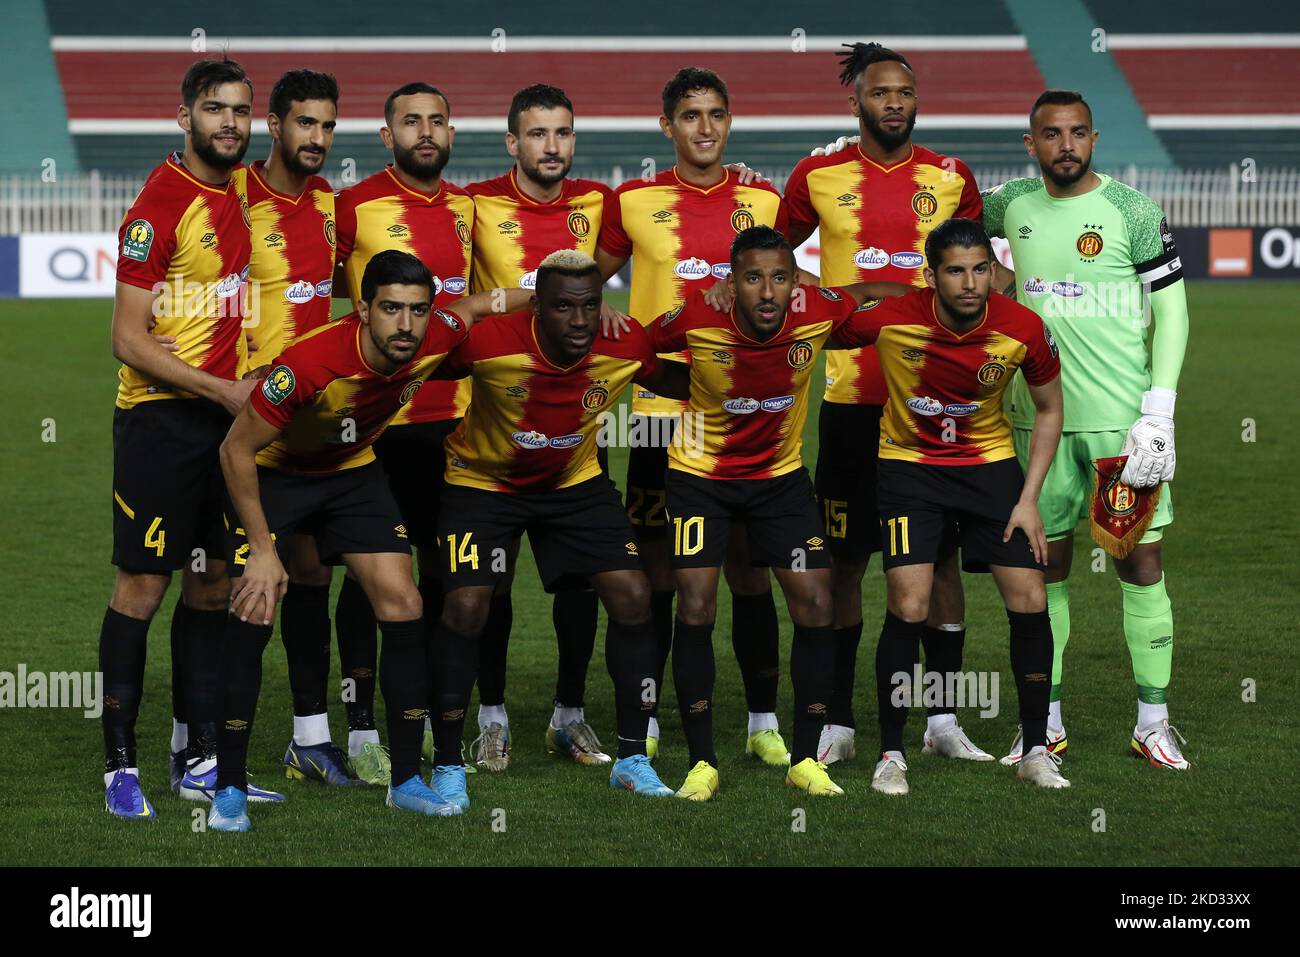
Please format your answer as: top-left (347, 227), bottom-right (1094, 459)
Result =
top-left (1121, 575), bottom-right (1174, 703)
top-left (1045, 579), bottom-right (1070, 699)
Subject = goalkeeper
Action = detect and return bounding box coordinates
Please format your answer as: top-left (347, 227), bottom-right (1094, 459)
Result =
top-left (983, 90), bottom-right (1190, 770)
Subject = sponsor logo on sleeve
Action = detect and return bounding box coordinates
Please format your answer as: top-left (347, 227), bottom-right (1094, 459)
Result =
top-left (890, 251), bottom-right (925, 269)
top-left (399, 380), bottom-right (422, 404)
top-left (723, 397), bottom-right (760, 414)
top-left (512, 430), bottom-right (550, 449)
top-left (905, 396), bottom-right (944, 416)
top-left (761, 395), bottom-right (796, 413)
top-left (943, 403), bottom-right (980, 416)
top-left (549, 433), bottom-right (584, 449)
top-left (674, 257), bottom-right (711, 280)
top-left (853, 247), bottom-right (889, 270)
top-left (284, 280), bottom-right (315, 304)
top-left (261, 366), bottom-right (296, 405)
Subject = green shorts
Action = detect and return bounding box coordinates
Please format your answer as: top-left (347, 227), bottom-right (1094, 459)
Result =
top-left (1013, 428), bottom-right (1173, 543)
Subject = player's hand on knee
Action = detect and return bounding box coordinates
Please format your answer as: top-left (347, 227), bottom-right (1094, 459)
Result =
top-left (1121, 388), bottom-right (1177, 488)
top-left (1004, 499), bottom-right (1047, 565)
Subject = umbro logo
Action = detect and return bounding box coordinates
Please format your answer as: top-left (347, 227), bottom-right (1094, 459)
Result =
top-left (387, 224), bottom-right (409, 236)
top-left (1018, 225), bottom-right (1032, 238)
top-left (652, 210), bottom-right (673, 223)
top-left (498, 221), bottom-right (519, 233)
top-left (836, 193), bottom-right (857, 207)
top-left (263, 232), bottom-right (284, 248)
top-left (201, 231), bottom-right (217, 249)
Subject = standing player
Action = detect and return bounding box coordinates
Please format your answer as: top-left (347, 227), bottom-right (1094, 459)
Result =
top-left (788, 42), bottom-right (989, 765)
top-left (332, 82), bottom-right (476, 784)
top-left (595, 68), bottom-right (792, 765)
top-left (464, 84), bottom-right (615, 769)
top-left (829, 219), bottom-right (1068, 794)
top-left (99, 59), bottom-right (256, 819)
top-left (427, 251), bottom-right (688, 807)
top-left (983, 91), bottom-right (1191, 769)
top-left (233, 69), bottom-right (356, 786)
top-left (649, 226), bottom-right (907, 800)
top-left (210, 251), bottom-right (530, 831)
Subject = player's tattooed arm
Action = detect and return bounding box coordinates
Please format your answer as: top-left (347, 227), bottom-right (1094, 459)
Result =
top-left (110, 281), bottom-right (256, 416)
top-left (1008, 374), bottom-right (1065, 564)
top-left (637, 359), bottom-right (690, 401)
top-left (219, 404), bottom-right (288, 625)
top-left (992, 260), bottom-right (1017, 296)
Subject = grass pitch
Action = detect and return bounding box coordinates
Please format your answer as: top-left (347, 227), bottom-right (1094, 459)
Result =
top-left (0, 282), bottom-right (1295, 866)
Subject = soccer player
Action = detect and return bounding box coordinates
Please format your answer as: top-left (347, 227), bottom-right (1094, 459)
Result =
top-left (464, 84), bottom-right (616, 769)
top-left (983, 91), bottom-right (1191, 769)
top-left (232, 69), bottom-right (356, 786)
top-left (788, 43), bottom-right (989, 765)
top-left (595, 67), bottom-right (793, 765)
top-left (426, 251), bottom-right (688, 807)
top-left (97, 58), bottom-right (260, 820)
top-left (209, 251), bottom-right (532, 831)
top-left (332, 82), bottom-right (476, 784)
top-left (649, 226), bottom-right (907, 800)
top-left (828, 218), bottom-right (1067, 794)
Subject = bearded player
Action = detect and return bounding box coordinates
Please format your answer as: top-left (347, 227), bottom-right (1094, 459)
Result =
top-left (790, 43), bottom-right (990, 765)
top-left (983, 91), bottom-right (1191, 770)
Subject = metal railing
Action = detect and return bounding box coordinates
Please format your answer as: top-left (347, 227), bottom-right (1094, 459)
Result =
top-left (3, 165), bottom-right (1298, 233)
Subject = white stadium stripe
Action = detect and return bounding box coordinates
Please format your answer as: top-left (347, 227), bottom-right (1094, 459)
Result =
top-left (1106, 33), bottom-right (1300, 49)
top-left (50, 34), bottom-right (1028, 52)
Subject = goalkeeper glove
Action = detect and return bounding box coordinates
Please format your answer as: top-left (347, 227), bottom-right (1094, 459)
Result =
top-left (1121, 387), bottom-right (1176, 488)
top-left (810, 135), bottom-right (859, 157)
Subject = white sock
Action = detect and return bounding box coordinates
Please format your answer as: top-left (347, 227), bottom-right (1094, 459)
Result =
top-left (348, 729), bottom-right (380, 757)
top-left (882, 749), bottom-right (905, 763)
top-left (1048, 699), bottom-right (1063, 733)
top-left (424, 716), bottom-right (432, 733)
top-left (552, 705), bottom-right (583, 728)
top-left (1137, 700), bottom-right (1168, 730)
top-left (647, 717), bottom-right (660, 739)
top-left (479, 704), bottom-right (508, 728)
top-left (170, 719), bottom-right (188, 755)
top-left (1025, 745), bottom-right (1047, 758)
top-left (104, 766), bottom-right (140, 787)
top-left (747, 712), bottom-right (778, 734)
top-left (293, 712), bottom-right (331, 747)
top-left (926, 712), bottom-right (958, 735)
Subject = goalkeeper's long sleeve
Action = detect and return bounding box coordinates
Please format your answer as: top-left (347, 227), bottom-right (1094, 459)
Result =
top-left (1149, 280), bottom-right (1190, 392)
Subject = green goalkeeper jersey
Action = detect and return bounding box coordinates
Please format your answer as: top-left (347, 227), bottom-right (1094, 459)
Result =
top-left (982, 172), bottom-right (1183, 431)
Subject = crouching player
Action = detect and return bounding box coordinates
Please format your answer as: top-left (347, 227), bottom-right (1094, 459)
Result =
top-left (210, 250), bottom-right (529, 830)
top-left (427, 250), bottom-right (690, 807)
top-left (829, 218), bottom-right (1069, 795)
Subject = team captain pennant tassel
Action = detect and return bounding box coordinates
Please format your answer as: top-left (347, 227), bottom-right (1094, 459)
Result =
top-left (1089, 455), bottom-right (1162, 560)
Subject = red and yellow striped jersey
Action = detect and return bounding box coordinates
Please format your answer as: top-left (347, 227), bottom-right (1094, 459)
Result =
top-left (834, 289), bottom-right (1060, 465)
top-left (785, 144), bottom-right (981, 406)
top-left (250, 308), bottom-right (469, 474)
top-left (114, 153), bottom-right (251, 409)
top-left (335, 166), bottom-right (474, 424)
top-left (466, 170), bottom-right (611, 292)
top-left (236, 161), bottom-right (336, 377)
top-left (439, 311), bottom-right (658, 493)
top-left (598, 167), bottom-right (787, 416)
top-left (647, 285), bottom-right (857, 480)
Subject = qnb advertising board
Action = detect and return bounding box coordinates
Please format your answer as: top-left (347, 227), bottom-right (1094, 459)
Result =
top-left (15, 233), bottom-right (119, 297)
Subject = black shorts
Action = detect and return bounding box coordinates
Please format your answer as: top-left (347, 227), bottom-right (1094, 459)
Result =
top-left (814, 401), bottom-right (882, 561)
top-left (624, 415), bottom-right (678, 541)
top-left (664, 468), bottom-right (830, 571)
top-left (438, 476), bottom-right (642, 593)
top-left (224, 462), bottom-right (409, 573)
top-left (373, 418), bottom-right (460, 549)
top-left (112, 399), bottom-right (229, 573)
top-left (876, 458), bottom-right (1042, 573)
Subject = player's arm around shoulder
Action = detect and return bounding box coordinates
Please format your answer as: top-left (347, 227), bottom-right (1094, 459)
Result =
top-left (824, 284), bottom-right (909, 349)
top-left (442, 287), bottom-right (532, 328)
top-left (629, 322), bottom-right (688, 401)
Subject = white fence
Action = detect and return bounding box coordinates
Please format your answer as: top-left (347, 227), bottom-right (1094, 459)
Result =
top-left (2, 165), bottom-right (1298, 233)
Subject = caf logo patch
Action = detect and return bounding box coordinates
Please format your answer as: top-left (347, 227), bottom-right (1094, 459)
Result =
top-left (976, 360), bottom-right (1006, 386)
top-left (400, 380), bottom-right (423, 404)
top-left (121, 219), bottom-right (154, 262)
top-left (262, 365), bottom-right (296, 405)
top-left (730, 208), bottom-right (756, 232)
top-left (1076, 230), bottom-right (1103, 258)
top-left (1044, 324), bottom-right (1059, 358)
top-left (1103, 472), bottom-right (1138, 517)
top-left (582, 385), bottom-right (610, 411)
top-left (912, 191), bottom-right (938, 218)
top-left (456, 220), bottom-right (472, 245)
top-left (817, 287), bottom-right (843, 301)
top-left (567, 210), bottom-right (592, 238)
top-left (787, 340), bottom-right (815, 369)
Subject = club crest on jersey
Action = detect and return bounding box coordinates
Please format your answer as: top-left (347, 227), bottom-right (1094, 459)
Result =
top-left (582, 385), bottom-right (610, 411)
top-left (1076, 230), bottom-right (1103, 258)
top-left (400, 380), bottom-right (423, 405)
top-left (567, 211), bottom-right (592, 238)
top-left (1102, 471), bottom-right (1138, 517)
top-left (239, 194), bottom-right (252, 229)
top-left (912, 191), bottom-right (938, 218)
top-left (324, 215), bottom-right (336, 248)
top-left (853, 247), bottom-right (889, 270)
top-left (977, 359), bottom-right (1007, 386)
top-left (787, 340), bottom-right (815, 369)
top-left (674, 257), bottom-right (710, 280)
top-left (262, 366), bottom-right (295, 405)
top-left (731, 208), bottom-right (756, 232)
top-left (284, 280), bottom-right (315, 304)
top-left (456, 221), bottom-right (471, 245)
top-left (121, 219), bottom-right (154, 262)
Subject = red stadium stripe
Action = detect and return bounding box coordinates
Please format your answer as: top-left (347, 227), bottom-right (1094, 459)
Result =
top-left (1113, 48), bottom-right (1300, 115)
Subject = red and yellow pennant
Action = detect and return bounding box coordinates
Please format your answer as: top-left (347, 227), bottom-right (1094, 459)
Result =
top-left (1089, 455), bottom-right (1162, 559)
